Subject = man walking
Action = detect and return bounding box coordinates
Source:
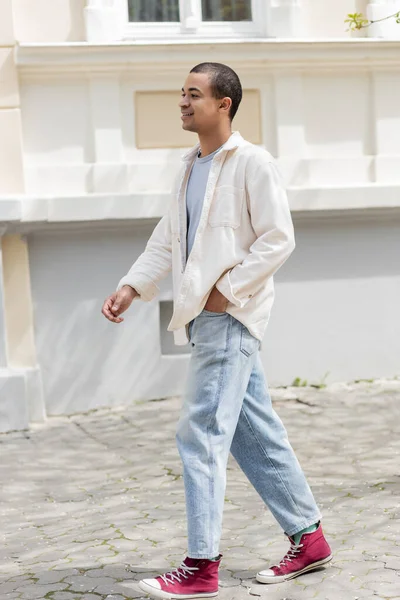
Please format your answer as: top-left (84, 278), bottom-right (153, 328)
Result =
top-left (102, 62), bottom-right (332, 599)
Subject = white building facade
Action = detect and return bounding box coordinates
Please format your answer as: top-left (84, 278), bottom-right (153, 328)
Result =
top-left (1, 0), bottom-right (400, 432)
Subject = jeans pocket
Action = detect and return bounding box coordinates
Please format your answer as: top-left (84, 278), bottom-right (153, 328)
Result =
top-left (188, 320), bottom-right (195, 343)
top-left (240, 324), bottom-right (260, 357)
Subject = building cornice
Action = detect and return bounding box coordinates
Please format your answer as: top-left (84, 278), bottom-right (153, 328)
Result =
top-left (1, 185), bottom-right (400, 230)
top-left (15, 39), bottom-right (400, 76)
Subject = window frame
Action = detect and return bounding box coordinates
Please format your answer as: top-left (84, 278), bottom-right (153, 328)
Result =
top-left (123, 0), bottom-right (268, 40)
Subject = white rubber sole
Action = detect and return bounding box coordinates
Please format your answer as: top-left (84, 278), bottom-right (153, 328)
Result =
top-left (256, 554), bottom-right (333, 584)
top-left (138, 580), bottom-right (219, 600)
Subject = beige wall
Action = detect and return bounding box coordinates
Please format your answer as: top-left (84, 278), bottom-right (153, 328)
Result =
top-left (0, 0), bottom-right (24, 194)
top-left (0, 6), bottom-right (35, 368)
top-left (0, 110), bottom-right (25, 193)
top-left (1, 235), bottom-right (37, 368)
top-left (0, 0), bottom-right (15, 46)
top-left (135, 89), bottom-right (261, 149)
top-left (13, 0), bottom-right (86, 43)
top-left (0, 47), bottom-right (19, 108)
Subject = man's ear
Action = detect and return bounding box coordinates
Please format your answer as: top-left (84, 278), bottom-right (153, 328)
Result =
top-left (219, 97), bottom-right (232, 113)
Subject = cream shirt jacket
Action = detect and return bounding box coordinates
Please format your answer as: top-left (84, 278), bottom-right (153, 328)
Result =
top-left (117, 132), bottom-right (295, 345)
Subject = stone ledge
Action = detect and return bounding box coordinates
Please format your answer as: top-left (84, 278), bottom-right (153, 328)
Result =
top-left (1, 184), bottom-right (400, 226)
top-left (15, 39), bottom-right (400, 75)
top-left (288, 184), bottom-right (400, 211)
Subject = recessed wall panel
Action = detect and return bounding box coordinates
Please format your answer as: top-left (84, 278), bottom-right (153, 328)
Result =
top-left (374, 72), bottom-right (400, 155)
top-left (135, 89), bottom-right (261, 149)
top-left (303, 74), bottom-right (370, 157)
top-left (20, 79), bottom-right (91, 165)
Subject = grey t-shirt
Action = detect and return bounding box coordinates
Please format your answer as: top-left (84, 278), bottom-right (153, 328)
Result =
top-left (186, 147), bottom-right (220, 258)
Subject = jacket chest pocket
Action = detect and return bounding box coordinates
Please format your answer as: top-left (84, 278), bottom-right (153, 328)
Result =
top-left (208, 185), bottom-right (244, 229)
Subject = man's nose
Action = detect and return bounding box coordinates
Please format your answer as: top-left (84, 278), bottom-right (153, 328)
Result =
top-left (179, 95), bottom-right (189, 108)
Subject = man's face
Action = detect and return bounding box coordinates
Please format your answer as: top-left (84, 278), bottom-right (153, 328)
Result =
top-left (179, 72), bottom-right (227, 134)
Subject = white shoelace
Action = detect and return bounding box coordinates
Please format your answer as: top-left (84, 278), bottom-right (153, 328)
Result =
top-left (160, 562), bottom-right (199, 585)
top-left (278, 542), bottom-right (303, 567)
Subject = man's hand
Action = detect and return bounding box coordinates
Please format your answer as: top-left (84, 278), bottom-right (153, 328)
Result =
top-left (204, 287), bottom-right (229, 313)
top-left (101, 285), bottom-right (138, 323)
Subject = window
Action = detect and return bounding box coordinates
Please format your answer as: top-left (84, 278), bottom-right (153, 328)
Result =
top-left (128, 0), bottom-right (180, 22)
top-left (201, 0), bottom-right (252, 22)
top-left (128, 1), bottom-right (253, 23)
top-left (125, 0), bottom-right (267, 39)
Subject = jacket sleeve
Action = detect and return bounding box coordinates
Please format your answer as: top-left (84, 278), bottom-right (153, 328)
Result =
top-left (215, 157), bottom-right (295, 308)
top-left (116, 212), bottom-right (172, 302)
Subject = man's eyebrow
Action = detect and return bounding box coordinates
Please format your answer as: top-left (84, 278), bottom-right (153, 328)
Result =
top-left (181, 87), bottom-right (202, 93)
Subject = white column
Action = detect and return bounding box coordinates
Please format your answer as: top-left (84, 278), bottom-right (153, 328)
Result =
top-left (372, 71), bottom-right (400, 182)
top-left (274, 74), bottom-right (306, 156)
top-left (367, 1), bottom-right (400, 38)
top-left (89, 76), bottom-right (127, 193)
top-left (0, 231), bottom-right (29, 433)
top-left (84, 0), bottom-right (127, 42)
top-left (179, 0), bottom-right (201, 32)
top-left (0, 0), bottom-right (24, 195)
top-left (273, 74), bottom-right (306, 186)
top-left (0, 228), bottom-right (7, 368)
top-left (0, 234), bottom-right (46, 429)
top-left (268, 0), bottom-right (304, 38)
top-left (89, 76), bottom-right (123, 163)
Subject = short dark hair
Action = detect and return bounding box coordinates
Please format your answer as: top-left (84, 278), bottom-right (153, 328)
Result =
top-left (190, 62), bottom-right (243, 121)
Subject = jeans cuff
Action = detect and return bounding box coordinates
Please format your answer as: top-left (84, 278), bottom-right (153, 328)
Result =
top-left (187, 552), bottom-right (220, 559)
top-left (284, 514), bottom-right (322, 537)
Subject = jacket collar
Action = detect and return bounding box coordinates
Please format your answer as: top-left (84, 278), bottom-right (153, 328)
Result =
top-left (182, 131), bottom-right (245, 162)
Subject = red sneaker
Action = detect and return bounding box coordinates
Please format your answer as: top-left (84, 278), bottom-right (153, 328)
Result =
top-left (139, 555), bottom-right (221, 599)
top-left (256, 524), bottom-right (332, 584)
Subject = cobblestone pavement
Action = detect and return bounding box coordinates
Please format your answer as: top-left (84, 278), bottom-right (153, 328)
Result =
top-left (1, 379), bottom-right (399, 600)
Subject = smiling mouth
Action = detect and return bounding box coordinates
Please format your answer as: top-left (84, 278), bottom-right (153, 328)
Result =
top-left (181, 112), bottom-right (194, 117)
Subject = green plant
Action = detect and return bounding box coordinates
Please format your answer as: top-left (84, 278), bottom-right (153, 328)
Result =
top-left (345, 12), bottom-right (369, 30)
top-left (292, 377), bottom-right (308, 388)
top-left (310, 371), bottom-right (330, 390)
top-left (345, 10), bottom-right (400, 31)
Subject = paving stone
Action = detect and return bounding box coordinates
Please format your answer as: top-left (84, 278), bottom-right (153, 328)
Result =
top-left (0, 581), bottom-right (21, 594)
top-left (34, 570), bottom-right (67, 584)
top-left (334, 560), bottom-right (386, 578)
top-left (384, 557), bottom-right (400, 570)
top-left (110, 580), bottom-right (145, 598)
top-left (16, 582), bottom-right (67, 597)
top-left (219, 569), bottom-right (243, 587)
top-left (94, 580), bottom-right (137, 595)
top-left (361, 568), bottom-right (400, 585)
top-left (63, 574), bottom-right (100, 592)
top-left (85, 565), bottom-right (132, 580)
top-left (52, 593), bottom-right (81, 600)
top-left (364, 580), bottom-right (400, 596)
top-left (109, 538), bottom-right (138, 552)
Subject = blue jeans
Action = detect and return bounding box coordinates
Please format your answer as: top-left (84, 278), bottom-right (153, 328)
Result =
top-left (176, 310), bottom-right (321, 559)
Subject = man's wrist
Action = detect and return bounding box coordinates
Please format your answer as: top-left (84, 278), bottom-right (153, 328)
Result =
top-left (123, 285), bottom-right (138, 297)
